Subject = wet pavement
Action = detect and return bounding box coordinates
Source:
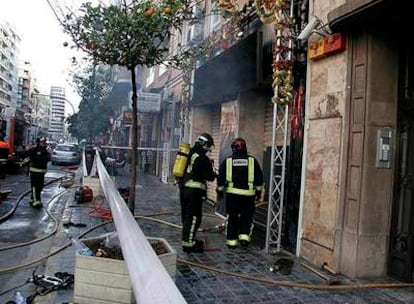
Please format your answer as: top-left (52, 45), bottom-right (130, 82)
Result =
top-left (0, 168), bottom-right (414, 303)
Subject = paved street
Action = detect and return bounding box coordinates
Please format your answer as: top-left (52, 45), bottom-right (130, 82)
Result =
top-left (0, 168), bottom-right (413, 303)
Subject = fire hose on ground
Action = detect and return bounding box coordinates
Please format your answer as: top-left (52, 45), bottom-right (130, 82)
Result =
top-left (2, 208), bottom-right (414, 291)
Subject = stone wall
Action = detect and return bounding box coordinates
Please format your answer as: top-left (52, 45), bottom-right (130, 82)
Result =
top-left (300, 0), bottom-right (348, 269)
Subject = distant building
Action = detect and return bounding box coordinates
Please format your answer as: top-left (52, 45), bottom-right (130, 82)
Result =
top-left (48, 86), bottom-right (65, 141)
top-left (0, 21), bottom-right (20, 145)
top-left (0, 21), bottom-right (20, 111)
top-left (17, 61), bottom-right (35, 144)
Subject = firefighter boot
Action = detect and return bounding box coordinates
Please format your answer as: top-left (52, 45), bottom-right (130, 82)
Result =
top-left (30, 200), bottom-right (43, 208)
top-left (183, 240), bottom-right (204, 254)
top-left (194, 239), bottom-right (205, 252)
top-left (239, 240), bottom-right (249, 248)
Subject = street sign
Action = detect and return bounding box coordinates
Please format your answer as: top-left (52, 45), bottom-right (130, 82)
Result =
top-left (123, 111), bottom-right (133, 125)
top-left (138, 92), bottom-right (161, 113)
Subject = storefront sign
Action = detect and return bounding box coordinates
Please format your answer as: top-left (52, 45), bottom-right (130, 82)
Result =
top-left (123, 111), bottom-right (133, 125)
top-left (138, 92), bottom-right (161, 113)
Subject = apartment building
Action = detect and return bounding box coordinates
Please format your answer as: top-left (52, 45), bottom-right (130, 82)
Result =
top-left (0, 21), bottom-right (19, 109)
top-left (48, 86), bottom-right (66, 141)
top-left (134, 0), bottom-right (414, 283)
top-left (141, 0), bottom-right (305, 251)
top-left (0, 21), bottom-right (20, 142)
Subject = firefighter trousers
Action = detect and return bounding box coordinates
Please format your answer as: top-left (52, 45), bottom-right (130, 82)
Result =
top-left (181, 187), bottom-right (204, 247)
top-left (30, 171), bottom-right (45, 204)
top-left (225, 193), bottom-right (255, 243)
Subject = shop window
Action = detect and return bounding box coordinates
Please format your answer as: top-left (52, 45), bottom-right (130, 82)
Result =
top-left (210, 2), bottom-right (221, 32)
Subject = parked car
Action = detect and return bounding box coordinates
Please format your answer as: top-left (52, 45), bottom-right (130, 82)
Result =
top-left (51, 143), bottom-right (81, 165)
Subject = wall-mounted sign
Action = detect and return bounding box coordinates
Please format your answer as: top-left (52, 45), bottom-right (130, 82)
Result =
top-left (138, 92), bottom-right (161, 113)
top-left (309, 33), bottom-right (346, 60)
top-left (123, 111), bottom-right (133, 125)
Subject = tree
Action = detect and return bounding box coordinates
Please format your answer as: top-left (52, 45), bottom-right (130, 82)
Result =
top-left (66, 64), bottom-right (115, 143)
top-left (58, 0), bottom-right (194, 213)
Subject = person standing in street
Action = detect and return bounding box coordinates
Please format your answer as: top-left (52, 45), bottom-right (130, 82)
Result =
top-left (22, 137), bottom-right (50, 208)
top-left (216, 137), bottom-right (263, 249)
top-left (93, 141), bottom-right (106, 162)
top-left (181, 133), bottom-right (217, 253)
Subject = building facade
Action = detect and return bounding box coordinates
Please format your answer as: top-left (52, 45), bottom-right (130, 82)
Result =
top-left (307, 0), bottom-right (413, 282)
top-left (141, 0), bottom-right (414, 283)
top-left (0, 21), bottom-right (20, 145)
top-left (141, 0), bottom-right (305, 244)
top-left (16, 61), bottom-right (37, 145)
top-left (48, 86), bottom-right (66, 141)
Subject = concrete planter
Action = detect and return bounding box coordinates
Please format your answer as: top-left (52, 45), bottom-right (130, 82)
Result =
top-left (73, 237), bottom-right (176, 304)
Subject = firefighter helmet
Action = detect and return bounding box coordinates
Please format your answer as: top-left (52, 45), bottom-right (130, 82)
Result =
top-left (196, 133), bottom-right (214, 150)
top-left (36, 137), bottom-right (46, 145)
top-left (231, 137), bottom-right (247, 154)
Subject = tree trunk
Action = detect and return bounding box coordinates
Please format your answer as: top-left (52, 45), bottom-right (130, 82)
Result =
top-left (128, 66), bottom-right (138, 214)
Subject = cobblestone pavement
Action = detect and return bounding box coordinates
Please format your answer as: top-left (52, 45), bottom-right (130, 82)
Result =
top-left (3, 169), bottom-right (412, 303)
top-left (116, 172), bottom-right (414, 304)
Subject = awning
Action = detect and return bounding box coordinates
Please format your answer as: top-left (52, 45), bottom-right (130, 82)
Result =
top-left (193, 32), bottom-right (258, 106)
top-left (328, 0), bottom-right (414, 32)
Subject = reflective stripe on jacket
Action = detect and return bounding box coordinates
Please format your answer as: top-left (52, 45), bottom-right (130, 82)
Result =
top-left (29, 167), bottom-right (47, 173)
top-left (184, 153), bottom-right (207, 190)
top-left (225, 156), bottom-right (255, 196)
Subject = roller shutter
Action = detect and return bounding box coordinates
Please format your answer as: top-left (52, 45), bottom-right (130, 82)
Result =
top-left (206, 105), bottom-right (220, 202)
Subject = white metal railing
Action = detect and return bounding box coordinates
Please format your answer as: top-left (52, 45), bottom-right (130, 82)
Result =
top-left (88, 151), bottom-right (186, 303)
top-left (101, 144), bottom-right (178, 152)
top-left (81, 148), bottom-right (88, 177)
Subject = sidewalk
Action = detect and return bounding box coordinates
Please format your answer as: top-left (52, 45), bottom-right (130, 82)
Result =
top-left (39, 169), bottom-right (414, 304)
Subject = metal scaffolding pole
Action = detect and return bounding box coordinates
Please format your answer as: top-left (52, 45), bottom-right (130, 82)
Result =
top-left (265, 0), bottom-right (294, 253)
top-left (265, 104), bottom-right (288, 252)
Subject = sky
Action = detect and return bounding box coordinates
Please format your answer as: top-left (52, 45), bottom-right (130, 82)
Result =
top-left (0, 0), bottom-right (86, 115)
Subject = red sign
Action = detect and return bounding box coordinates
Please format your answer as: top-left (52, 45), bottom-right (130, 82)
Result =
top-left (324, 33), bottom-right (346, 55)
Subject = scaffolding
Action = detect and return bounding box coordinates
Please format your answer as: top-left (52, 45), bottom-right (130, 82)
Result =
top-left (264, 0), bottom-right (294, 253)
top-left (265, 104), bottom-right (289, 252)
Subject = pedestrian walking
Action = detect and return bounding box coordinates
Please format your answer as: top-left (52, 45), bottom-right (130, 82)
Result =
top-left (180, 133), bottom-right (217, 253)
top-left (216, 137), bottom-right (263, 249)
top-left (105, 149), bottom-right (126, 175)
top-left (22, 137), bottom-right (50, 208)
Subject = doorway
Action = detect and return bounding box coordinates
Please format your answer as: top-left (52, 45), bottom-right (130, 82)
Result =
top-left (388, 47), bottom-right (414, 282)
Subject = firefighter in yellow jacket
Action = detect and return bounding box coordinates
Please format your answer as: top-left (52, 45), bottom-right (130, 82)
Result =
top-left (217, 138), bottom-right (263, 249)
top-left (22, 137), bottom-right (50, 208)
top-left (181, 133), bottom-right (216, 253)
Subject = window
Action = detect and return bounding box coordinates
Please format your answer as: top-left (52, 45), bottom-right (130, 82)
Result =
top-left (186, 5), bottom-right (204, 45)
top-left (210, 2), bottom-right (221, 32)
top-left (159, 63), bottom-right (167, 76)
top-left (146, 67), bottom-right (154, 86)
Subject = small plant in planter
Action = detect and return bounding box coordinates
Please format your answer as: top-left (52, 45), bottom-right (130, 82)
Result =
top-left (84, 237), bottom-right (170, 259)
top-left (74, 236), bottom-right (177, 303)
